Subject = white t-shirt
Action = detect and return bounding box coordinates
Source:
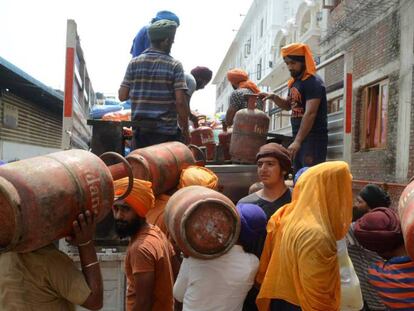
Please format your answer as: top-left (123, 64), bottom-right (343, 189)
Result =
top-left (173, 245), bottom-right (259, 311)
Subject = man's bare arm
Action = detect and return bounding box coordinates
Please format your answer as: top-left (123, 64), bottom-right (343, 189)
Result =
top-left (259, 92), bottom-right (291, 111)
top-left (118, 86), bottom-right (130, 102)
top-left (175, 89), bottom-right (190, 144)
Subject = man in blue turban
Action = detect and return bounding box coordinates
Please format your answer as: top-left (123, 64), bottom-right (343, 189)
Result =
top-left (130, 11), bottom-right (180, 58)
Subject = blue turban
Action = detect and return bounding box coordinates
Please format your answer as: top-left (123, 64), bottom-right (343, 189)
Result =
top-left (236, 203), bottom-right (267, 256)
top-left (293, 166), bottom-right (309, 186)
top-left (152, 10), bottom-right (180, 26)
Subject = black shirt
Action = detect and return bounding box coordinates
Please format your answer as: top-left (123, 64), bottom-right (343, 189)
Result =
top-left (288, 75), bottom-right (328, 136)
top-left (238, 188), bottom-right (292, 220)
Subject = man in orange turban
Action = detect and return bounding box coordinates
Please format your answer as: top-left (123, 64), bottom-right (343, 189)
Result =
top-left (112, 178), bottom-right (179, 311)
top-left (225, 68), bottom-right (263, 127)
top-left (260, 43), bottom-right (328, 174)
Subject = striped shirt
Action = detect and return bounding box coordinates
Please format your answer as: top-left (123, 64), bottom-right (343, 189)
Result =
top-left (368, 256), bottom-right (414, 310)
top-left (121, 48), bottom-right (187, 134)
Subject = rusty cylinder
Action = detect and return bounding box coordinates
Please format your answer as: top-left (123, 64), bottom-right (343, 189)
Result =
top-left (109, 142), bottom-right (197, 196)
top-left (398, 180), bottom-right (414, 259)
top-left (191, 127), bottom-right (216, 161)
top-left (164, 185), bottom-right (240, 259)
top-left (230, 95), bottom-right (270, 164)
top-left (218, 123), bottom-right (232, 161)
top-left (0, 150), bottom-right (115, 253)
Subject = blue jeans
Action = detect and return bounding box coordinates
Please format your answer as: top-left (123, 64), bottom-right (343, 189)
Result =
top-left (293, 134), bottom-right (328, 174)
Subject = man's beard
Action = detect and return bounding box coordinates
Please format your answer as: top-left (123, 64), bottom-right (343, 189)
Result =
top-left (290, 70), bottom-right (303, 78)
top-left (114, 218), bottom-right (145, 239)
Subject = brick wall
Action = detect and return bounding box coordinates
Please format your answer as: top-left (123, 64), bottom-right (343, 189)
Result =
top-left (324, 57), bottom-right (344, 89)
top-left (322, 5), bottom-right (401, 182)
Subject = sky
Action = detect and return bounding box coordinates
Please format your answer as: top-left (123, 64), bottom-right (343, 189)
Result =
top-left (0, 0), bottom-right (254, 116)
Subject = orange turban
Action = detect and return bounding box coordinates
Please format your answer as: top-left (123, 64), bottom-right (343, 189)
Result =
top-left (178, 165), bottom-right (218, 190)
top-left (114, 178), bottom-right (155, 217)
top-left (227, 68), bottom-right (260, 94)
top-left (281, 43), bottom-right (316, 88)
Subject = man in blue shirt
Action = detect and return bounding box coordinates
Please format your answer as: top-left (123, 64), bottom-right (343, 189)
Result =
top-left (130, 11), bottom-right (180, 58)
top-left (260, 43), bottom-right (328, 174)
top-left (119, 19), bottom-right (189, 149)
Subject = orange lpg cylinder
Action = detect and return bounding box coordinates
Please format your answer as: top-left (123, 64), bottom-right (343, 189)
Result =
top-left (110, 142), bottom-right (197, 196)
top-left (0, 150), bottom-right (132, 253)
top-left (398, 180), bottom-right (414, 259)
top-left (164, 185), bottom-right (240, 259)
top-left (191, 116), bottom-right (216, 161)
top-left (230, 95), bottom-right (270, 164)
top-left (218, 122), bottom-right (232, 161)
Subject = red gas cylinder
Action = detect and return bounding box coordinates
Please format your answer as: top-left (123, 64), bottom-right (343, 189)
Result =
top-left (191, 116), bottom-right (216, 161)
top-left (230, 94), bottom-right (270, 164)
top-left (218, 122), bottom-right (232, 161)
top-left (164, 185), bottom-right (240, 259)
top-left (398, 180), bottom-right (414, 259)
top-left (0, 150), bottom-right (132, 253)
top-left (110, 142), bottom-right (197, 196)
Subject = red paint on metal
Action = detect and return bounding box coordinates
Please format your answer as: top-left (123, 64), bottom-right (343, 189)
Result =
top-left (398, 181), bottom-right (414, 260)
top-left (218, 124), bottom-right (232, 161)
top-left (345, 73), bottom-right (353, 134)
top-left (124, 142), bottom-right (196, 195)
top-left (164, 185), bottom-right (240, 259)
top-left (191, 126), bottom-right (216, 160)
top-left (230, 96), bottom-right (270, 163)
top-left (0, 150), bottom-right (114, 253)
top-left (64, 47), bottom-right (75, 118)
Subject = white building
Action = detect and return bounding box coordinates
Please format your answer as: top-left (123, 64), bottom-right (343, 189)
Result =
top-left (212, 0), bottom-right (304, 114)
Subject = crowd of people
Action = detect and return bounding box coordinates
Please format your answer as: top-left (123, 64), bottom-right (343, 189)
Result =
top-left (1, 9), bottom-right (414, 311)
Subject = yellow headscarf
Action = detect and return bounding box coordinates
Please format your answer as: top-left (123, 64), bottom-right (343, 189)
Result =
top-left (114, 178), bottom-right (155, 217)
top-left (281, 43), bottom-right (316, 88)
top-left (178, 166), bottom-right (219, 190)
top-left (256, 161), bottom-right (353, 311)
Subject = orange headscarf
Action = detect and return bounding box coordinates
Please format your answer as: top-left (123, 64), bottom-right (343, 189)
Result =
top-left (256, 161), bottom-right (353, 311)
top-left (114, 178), bottom-right (155, 217)
top-left (178, 165), bottom-right (218, 190)
top-left (227, 68), bottom-right (260, 94)
top-left (281, 43), bottom-right (316, 88)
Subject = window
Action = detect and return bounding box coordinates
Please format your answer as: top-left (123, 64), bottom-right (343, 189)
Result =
top-left (328, 97), bottom-right (343, 114)
top-left (257, 59), bottom-right (262, 80)
top-left (361, 79), bottom-right (388, 149)
top-left (244, 38), bottom-right (251, 57)
top-left (260, 18), bottom-right (264, 38)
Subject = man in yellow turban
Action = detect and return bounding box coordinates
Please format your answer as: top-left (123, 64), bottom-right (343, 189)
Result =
top-left (225, 68), bottom-right (263, 127)
top-left (112, 178), bottom-right (179, 311)
top-left (260, 43), bottom-right (328, 174)
top-left (256, 161), bottom-right (353, 311)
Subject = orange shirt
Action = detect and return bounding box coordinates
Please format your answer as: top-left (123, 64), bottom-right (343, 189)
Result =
top-left (125, 225), bottom-right (175, 311)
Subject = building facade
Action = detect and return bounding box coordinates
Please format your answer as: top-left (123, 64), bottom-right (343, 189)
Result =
top-left (215, 0), bottom-right (414, 184)
top-left (212, 0), bottom-right (303, 113)
top-left (0, 57), bottom-right (64, 162)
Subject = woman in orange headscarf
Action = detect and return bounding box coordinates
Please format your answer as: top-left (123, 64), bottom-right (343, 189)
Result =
top-left (225, 68), bottom-right (263, 127)
top-left (256, 161), bottom-right (353, 311)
